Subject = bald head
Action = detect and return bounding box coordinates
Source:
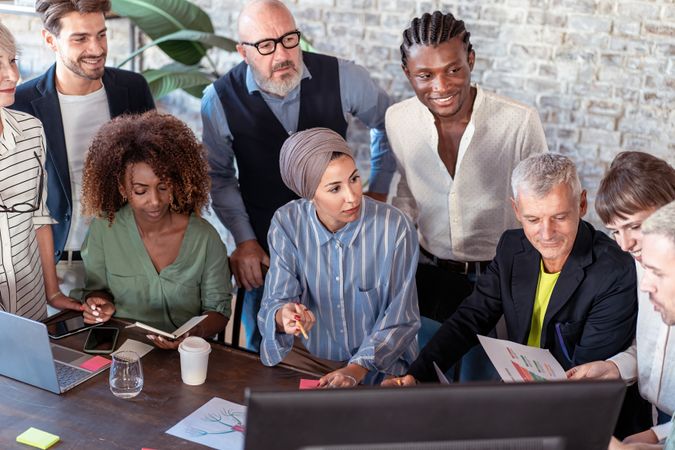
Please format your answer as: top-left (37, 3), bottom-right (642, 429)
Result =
top-left (238, 0), bottom-right (295, 41)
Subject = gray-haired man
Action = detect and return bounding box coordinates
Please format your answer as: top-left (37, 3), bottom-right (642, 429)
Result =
top-left (385, 153), bottom-right (638, 385)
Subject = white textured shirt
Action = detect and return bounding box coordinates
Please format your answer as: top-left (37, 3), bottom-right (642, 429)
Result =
top-left (386, 85), bottom-right (548, 261)
top-left (258, 197), bottom-right (420, 381)
top-left (0, 108), bottom-right (53, 320)
top-left (58, 85), bottom-right (110, 251)
top-left (609, 262), bottom-right (674, 441)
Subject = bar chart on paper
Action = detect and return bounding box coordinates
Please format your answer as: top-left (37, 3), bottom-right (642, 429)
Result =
top-left (477, 335), bottom-right (567, 382)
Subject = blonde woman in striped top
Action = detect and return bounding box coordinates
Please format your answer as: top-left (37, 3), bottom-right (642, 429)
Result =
top-left (0, 22), bottom-right (82, 319)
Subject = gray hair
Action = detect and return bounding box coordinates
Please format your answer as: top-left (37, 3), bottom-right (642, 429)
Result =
top-left (642, 200), bottom-right (675, 246)
top-left (511, 153), bottom-right (582, 200)
top-left (0, 20), bottom-right (17, 57)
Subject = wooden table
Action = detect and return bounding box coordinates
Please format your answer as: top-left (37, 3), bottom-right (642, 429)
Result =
top-left (0, 317), bottom-right (305, 449)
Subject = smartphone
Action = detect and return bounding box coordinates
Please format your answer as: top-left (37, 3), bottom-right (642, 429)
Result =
top-left (83, 327), bottom-right (119, 354)
top-left (47, 315), bottom-right (100, 339)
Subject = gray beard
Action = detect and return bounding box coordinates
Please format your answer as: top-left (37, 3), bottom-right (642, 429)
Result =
top-left (252, 61), bottom-right (303, 97)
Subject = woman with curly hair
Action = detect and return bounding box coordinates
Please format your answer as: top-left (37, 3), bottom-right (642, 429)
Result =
top-left (79, 111), bottom-right (231, 349)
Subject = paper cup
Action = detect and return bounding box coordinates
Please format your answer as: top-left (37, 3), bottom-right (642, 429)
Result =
top-left (178, 336), bottom-right (211, 385)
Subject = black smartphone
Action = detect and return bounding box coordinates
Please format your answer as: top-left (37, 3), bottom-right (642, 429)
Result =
top-left (47, 315), bottom-right (100, 339)
top-left (83, 327), bottom-right (119, 354)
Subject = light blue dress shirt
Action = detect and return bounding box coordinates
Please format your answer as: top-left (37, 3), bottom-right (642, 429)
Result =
top-left (258, 197), bottom-right (420, 382)
top-left (201, 57), bottom-right (396, 245)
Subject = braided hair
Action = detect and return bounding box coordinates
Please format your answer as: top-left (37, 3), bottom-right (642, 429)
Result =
top-left (400, 11), bottom-right (473, 66)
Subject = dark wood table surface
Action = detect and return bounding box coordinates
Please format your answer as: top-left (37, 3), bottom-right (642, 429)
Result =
top-left (0, 316), bottom-right (306, 449)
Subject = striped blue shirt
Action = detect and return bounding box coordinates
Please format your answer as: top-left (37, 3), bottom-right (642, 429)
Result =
top-left (259, 197), bottom-right (420, 380)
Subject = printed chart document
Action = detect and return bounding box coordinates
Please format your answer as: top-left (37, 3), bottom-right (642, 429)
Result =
top-left (126, 315), bottom-right (207, 340)
top-left (433, 361), bottom-right (451, 385)
top-left (477, 335), bottom-right (567, 382)
top-left (166, 397), bottom-right (246, 450)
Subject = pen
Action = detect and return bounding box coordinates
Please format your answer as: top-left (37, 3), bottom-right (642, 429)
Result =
top-left (296, 321), bottom-right (309, 339)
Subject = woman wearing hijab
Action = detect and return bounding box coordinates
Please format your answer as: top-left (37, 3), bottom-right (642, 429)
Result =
top-left (258, 127), bottom-right (420, 387)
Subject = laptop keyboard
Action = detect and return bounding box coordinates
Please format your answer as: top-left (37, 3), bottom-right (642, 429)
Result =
top-left (55, 361), bottom-right (90, 388)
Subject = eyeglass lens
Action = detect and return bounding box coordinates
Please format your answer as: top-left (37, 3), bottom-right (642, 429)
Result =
top-left (257, 32), bottom-right (300, 55)
top-left (0, 152), bottom-right (42, 214)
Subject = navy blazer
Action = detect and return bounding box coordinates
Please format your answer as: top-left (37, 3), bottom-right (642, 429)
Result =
top-left (408, 220), bottom-right (638, 381)
top-left (12, 65), bottom-right (155, 261)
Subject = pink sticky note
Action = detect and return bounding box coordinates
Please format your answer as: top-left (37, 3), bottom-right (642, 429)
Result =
top-left (79, 355), bottom-right (111, 372)
top-left (299, 378), bottom-right (320, 390)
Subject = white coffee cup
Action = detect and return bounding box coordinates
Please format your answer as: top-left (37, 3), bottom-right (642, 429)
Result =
top-left (178, 336), bottom-right (211, 385)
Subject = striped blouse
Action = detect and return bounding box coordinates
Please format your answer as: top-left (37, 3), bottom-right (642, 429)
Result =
top-left (258, 197), bottom-right (420, 380)
top-left (0, 108), bottom-right (53, 321)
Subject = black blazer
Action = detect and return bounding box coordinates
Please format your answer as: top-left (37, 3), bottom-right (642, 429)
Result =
top-left (408, 220), bottom-right (638, 381)
top-left (12, 65), bottom-right (155, 261)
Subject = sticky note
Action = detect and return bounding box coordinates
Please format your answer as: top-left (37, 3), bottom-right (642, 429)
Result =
top-left (299, 378), bottom-right (320, 390)
top-left (16, 427), bottom-right (59, 449)
top-left (79, 355), bottom-right (111, 372)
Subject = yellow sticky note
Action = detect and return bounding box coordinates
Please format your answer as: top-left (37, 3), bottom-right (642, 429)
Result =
top-left (16, 427), bottom-right (60, 449)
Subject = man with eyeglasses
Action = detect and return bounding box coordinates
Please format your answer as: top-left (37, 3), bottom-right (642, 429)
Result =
top-left (12, 0), bottom-right (155, 306)
top-left (202, 0), bottom-right (396, 350)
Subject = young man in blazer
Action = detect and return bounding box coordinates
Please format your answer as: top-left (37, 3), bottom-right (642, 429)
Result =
top-left (385, 153), bottom-right (638, 384)
top-left (12, 0), bottom-right (154, 299)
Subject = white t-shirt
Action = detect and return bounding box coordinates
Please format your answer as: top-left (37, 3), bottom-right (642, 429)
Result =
top-left (57, 85), bottom-right (110, 251)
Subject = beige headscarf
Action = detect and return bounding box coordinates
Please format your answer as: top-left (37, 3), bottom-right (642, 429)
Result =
top-left (279, 127), bottom-right (354, 199)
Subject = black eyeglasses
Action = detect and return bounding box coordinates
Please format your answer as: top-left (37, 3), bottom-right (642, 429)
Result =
top-left (0, 152), bottom-right (43, 214)
top-left (240, 30), bottom-right (302, 56)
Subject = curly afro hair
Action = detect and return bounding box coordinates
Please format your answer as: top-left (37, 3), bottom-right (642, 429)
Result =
top-left (81, 110), bottom-right (210, 224)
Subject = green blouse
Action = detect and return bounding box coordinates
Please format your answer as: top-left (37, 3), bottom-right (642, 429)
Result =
top-left (80, 205), bottom-right (232, 332)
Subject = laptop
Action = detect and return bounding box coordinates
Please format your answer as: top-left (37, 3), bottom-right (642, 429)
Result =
top-left (0, 311), bottom-right (110, 394)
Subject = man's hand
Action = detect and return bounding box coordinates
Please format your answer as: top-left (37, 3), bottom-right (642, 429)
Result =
top-left (622, 430), bottom-right (659, 445)
top-left (381, 374), bottom-right (417, 387)
top-left (275, 302), bottom-right (316, 336)
top-left (608, 434), bottom-right (662, 450)
top-left (230, 239), bottom-right (270, 290)
top-left (566, 361), bottom-right (621, 380)
top-left (364, 191), bottom-right (387, 202)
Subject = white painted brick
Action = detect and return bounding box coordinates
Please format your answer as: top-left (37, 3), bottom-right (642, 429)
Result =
top-left (580, 128), bottom-right (621, 146)
top-left (567, 14), bottom-right (612, 33)
top-left (616, 2), bottom-right (661, 19)
top-left (481, 6), bottom-right (527, 23)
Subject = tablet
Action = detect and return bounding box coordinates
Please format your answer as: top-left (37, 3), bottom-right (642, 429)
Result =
top-left (46, 315), bottom-right (99, 339)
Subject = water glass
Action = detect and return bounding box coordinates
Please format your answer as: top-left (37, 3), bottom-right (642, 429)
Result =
top-left (109, 351), bottom-right (143, 399)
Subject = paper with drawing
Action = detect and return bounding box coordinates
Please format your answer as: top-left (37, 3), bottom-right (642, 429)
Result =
top-left (166, 397), bottom-right (246, 450)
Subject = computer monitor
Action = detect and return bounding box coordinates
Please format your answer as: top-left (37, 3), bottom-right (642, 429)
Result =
top-left (244, 380), bottom-right (624, 450)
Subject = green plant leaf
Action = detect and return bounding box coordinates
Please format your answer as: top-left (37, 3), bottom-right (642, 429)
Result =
top-left (300, 35), bottom-right (317, 53)
top-left (117, 30), bottom-right (236, 68)
top-left (142, 65), bottom-right (213, 99)
top-left (111, 0), bottom-right (214, 65)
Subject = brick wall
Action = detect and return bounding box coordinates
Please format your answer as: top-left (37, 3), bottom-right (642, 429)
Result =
top-left (1, 0), bottom-right (673, 227)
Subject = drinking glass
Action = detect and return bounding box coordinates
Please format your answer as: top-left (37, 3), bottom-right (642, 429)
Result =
top-left (109, 351), bottom-right (143, 399)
